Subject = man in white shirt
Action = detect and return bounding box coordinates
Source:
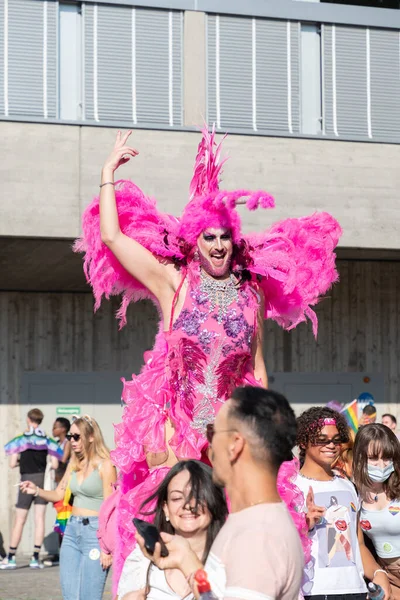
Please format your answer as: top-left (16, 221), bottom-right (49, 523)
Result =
top-left (137, 386), bottom-right (304, 600)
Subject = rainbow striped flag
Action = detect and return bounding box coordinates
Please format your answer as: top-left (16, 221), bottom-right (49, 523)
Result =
top-left (54, 485), bottom-right (73, 535)
top-left (4, 429), bottom-right (63, 459)
top-left (341, 399), bottom-right (358, 432)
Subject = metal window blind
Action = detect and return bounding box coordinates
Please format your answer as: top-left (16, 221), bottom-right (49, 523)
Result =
top-left (83, 5), bottom-right (182, 125)
top-left (207, 14), bottom-right (299, 133)
top-left (97, 5), bottom-right (132, 122)
top-left (136, 9), bottom-right (182, 125)
top-left (8, 0), bottom-right (44, 116)
top-left (0, 0), bottom-right (4, 115)
top-left (83, 3), bottom-right (95, 121)
top-left (46, 1), bottom-right (57, 119)
top-left (323, 25), bottom-right (369, 137)
top-left (369, 29), bottom-right (400, 140)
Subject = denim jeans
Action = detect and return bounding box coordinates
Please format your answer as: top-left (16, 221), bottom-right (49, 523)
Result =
top-left (60, 516), bottom-right (108, 600)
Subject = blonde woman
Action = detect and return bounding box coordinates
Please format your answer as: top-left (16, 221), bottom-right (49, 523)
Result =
top-left (20, 415), bottom-right (116, 600)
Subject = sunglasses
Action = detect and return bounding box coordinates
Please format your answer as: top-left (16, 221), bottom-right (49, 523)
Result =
top-left (314, 437), bottom-right (343, 447)
top-left (206, 424), bottom-right (238, 444)
top-left (66, 433), bottom-right (81, 442)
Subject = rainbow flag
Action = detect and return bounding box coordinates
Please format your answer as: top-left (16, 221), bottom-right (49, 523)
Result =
top-left (341, 399), bottom-right (358, 432)
top-left (4, 428), bottom-right (63, 459)
top-left (54, 485), bottom-right (73, 535)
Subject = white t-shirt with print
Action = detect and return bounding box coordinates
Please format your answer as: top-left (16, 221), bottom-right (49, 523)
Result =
top-left (295, 474), bottom-right (367, 597)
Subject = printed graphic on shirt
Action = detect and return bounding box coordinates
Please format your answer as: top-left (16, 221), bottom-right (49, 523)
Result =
top-left (389, 506), bottom-right (400, 516)
top-left (383, 542), bottom-right (393, 553)
top-left (314, 491), bottom-right (358, 569)
top-left (360, 520), bottom-right (372, 531)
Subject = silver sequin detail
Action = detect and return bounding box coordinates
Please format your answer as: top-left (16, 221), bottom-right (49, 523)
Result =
top-left (199, 271), bottom-right (239, 323)
top-left (191, 337), bottom-right (223, 433)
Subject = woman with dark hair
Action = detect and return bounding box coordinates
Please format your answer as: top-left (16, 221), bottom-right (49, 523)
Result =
top-left (117, 460), bottom-right (228, 600)
top-left (353, 424), bottom-right (400, 598)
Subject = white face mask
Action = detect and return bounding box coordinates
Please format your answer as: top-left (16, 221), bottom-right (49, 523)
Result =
top-left (367, 461), bottom-right (395, 483)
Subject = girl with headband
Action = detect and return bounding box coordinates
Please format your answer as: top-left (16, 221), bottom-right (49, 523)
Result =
top-left (294, 407), bottom-right (390, 600)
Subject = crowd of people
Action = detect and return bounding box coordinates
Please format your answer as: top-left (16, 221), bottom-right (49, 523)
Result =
top-left (3, 396), bottom-right (400, 600)
top-left (2, 128), bottom-right (400, 600)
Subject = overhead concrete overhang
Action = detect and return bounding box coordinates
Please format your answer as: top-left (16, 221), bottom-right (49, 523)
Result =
top-left (0, 236), bottom-right (399, 293)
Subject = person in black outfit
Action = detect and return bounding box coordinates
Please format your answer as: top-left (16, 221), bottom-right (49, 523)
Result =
top-left (1, 408), bottom-right (59, 570)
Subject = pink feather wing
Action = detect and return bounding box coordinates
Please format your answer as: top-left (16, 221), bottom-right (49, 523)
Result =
top-left (245, 212), bottom-right (342, 336)
top-left (74, 180), bottom-right (182, 328)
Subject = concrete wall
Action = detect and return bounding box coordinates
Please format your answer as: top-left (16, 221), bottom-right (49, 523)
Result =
top-left (1, 121), bottom-right (400, 249)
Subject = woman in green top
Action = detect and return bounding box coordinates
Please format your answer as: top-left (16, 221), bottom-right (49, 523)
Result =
top-left (20, 415), bottom-right (116, 600)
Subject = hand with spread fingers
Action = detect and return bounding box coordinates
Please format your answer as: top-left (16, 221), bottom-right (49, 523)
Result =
top-left (306, 486), bottom-right (326, 531)
top-left (102, 130), bottom-right (139, 175)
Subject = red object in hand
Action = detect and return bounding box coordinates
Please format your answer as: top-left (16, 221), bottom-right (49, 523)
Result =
top-left (195, 570), bottom-right (211, 594)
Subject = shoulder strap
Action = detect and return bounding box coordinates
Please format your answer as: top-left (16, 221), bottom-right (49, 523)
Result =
top-left (168, 269), bottom-right (187, 334)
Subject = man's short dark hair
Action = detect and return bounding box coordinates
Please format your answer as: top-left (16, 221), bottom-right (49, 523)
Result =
top-left (363, 405), bottom-right (377, 416)
top-left (55, 417), bottom-right (70, 433)
top-left (229, 387), bottom-right (297, 469)
top-left (382, 413), bottom-right (397, 426)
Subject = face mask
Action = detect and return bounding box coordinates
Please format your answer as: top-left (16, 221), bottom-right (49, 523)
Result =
top-left (367, 461), bottom-right (395, 483)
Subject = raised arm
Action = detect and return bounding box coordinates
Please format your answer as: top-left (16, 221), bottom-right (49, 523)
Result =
top-left (100, 131), bottom-right (178, 300)
top-left (19, 463), bottom-right (73, 504)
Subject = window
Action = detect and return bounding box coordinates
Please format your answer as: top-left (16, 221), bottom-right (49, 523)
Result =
top-left (83, 5), bottom-right (183, 124)
top-left (1, 1), bottom-right (183, 126)
top-left (300, 24), bottom-right (322, 135)
top-left (59, 4), bottom-right (82, 120)
top-left (207, 13), bottom-right (400, 141)
top-left (207, 15), bottom-right (300, 134)
top-left (1, 0), bottom-right (57, 118)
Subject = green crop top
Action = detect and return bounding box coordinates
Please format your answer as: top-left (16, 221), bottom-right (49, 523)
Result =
top-left (69, 467), bottom-right (103, 512)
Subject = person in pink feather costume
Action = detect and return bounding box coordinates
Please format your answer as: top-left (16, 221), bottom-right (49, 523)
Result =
top-left (75, 127), bottom-right (339, 588)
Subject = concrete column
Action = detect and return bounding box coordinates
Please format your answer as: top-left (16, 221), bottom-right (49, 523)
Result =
top-left (183, 11), bottom-right (207, 126)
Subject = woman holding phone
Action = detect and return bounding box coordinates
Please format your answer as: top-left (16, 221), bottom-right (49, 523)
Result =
top-left (118, 460), bottom-right (228, 600)
top-left (20, 415), bottom-right (116, 600)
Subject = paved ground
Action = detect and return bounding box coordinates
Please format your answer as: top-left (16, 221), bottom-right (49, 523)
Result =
top-left (0, 559), bottom-right (113, 600)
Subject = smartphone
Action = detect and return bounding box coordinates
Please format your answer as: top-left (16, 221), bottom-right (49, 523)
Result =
top-left (133, 518), bottom-right (169, 557)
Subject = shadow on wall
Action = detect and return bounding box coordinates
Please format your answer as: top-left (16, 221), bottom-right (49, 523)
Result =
top-left (0, 531), bottom-right (6, 558)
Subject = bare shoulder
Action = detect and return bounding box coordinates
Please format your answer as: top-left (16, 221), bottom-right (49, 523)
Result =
top-left (99, 458), bottom-right (116, 476)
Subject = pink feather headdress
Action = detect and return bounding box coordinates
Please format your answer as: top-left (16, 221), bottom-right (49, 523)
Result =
top-left (178, 126), bottom-right (275, 245)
